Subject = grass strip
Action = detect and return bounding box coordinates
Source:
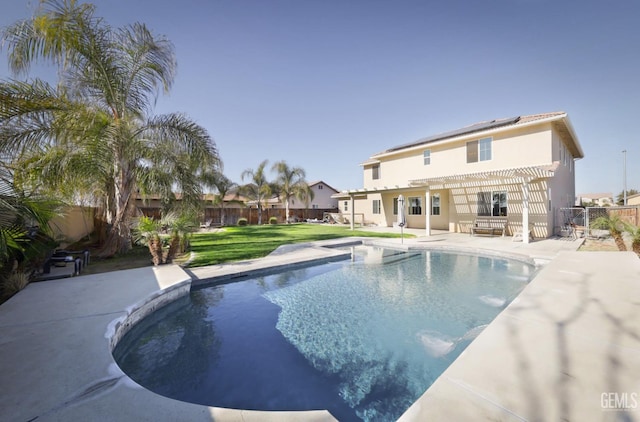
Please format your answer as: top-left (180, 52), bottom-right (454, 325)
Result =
top-left (187, 224), bottom-right (411, 267)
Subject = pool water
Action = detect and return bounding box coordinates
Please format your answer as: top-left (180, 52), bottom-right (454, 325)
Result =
top-left (113, 246), bottom-right (534, 421)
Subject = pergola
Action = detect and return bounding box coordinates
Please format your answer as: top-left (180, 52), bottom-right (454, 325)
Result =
top-left (341, 164), bottom-right (557, 244)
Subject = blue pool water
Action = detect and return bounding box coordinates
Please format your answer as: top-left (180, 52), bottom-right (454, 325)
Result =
top-left (113, 246), bottom-right (534, 421)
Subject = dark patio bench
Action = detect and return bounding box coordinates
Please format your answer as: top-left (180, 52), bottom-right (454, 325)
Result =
top-left (470, 217), bottom-right (508, 237)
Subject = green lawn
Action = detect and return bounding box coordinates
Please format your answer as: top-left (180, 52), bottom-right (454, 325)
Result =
top-left (187, 224), bottom-right (411, 267)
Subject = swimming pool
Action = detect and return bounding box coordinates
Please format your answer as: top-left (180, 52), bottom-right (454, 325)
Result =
top-left (113, 246), bottom-right (534, 421)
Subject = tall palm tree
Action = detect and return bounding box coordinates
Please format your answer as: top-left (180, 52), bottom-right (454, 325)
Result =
top-left (297, 183), bottom-right (315, 220)
top-left (201, 171), bottom-right (238, 226)
top-left (272, 161), bottom-right (307, 224)
top-left (0, 0), bottom-right (219, 256)
top-left (241, 160), bottom-right (271, 225)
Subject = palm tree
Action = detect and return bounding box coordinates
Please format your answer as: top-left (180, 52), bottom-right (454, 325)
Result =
top-left (272, 161), bottom-right (307, 224)
top-left (591, 214), bottom-right (627, 251)
top-left (240, 160), bottom-right (271, 225)
top-left (0, 164), bottom-right (59, 275)
top-left (163, 211), bottom-right (198, 263)
top-left (620, 221), bottom-right (640, 258)
top-left (0, 0), bottom-right (219, 257)
top-left (133, 216), bottom-right (163, 266)
top-left (201, 171), bottom-right (238, 226)
top-left (297, 183), bottom-right (315, 220)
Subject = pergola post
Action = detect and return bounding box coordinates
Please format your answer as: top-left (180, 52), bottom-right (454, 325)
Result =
top-left (350, 194), bottom-right (355, 230)
top-left (425, 188), bottom-right (431, 237)
top-left (522, 181), bottom-right (530, 244)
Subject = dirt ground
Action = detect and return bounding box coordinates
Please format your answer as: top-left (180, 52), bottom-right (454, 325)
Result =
top-left (578, 235), bottom-right (635, 252)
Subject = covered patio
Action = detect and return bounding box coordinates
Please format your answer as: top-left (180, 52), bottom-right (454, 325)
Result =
top-left (339, 164), bottom-right (559, 244)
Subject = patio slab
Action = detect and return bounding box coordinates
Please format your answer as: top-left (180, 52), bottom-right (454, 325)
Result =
top-left (0, 233), bottom-right (638, 421)
top-left (398, 251), bottom-right (640, 422)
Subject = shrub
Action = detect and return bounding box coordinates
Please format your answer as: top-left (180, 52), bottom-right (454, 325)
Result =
top-left (2, 272), bottom-right (30, 300)
top-left (237, 218), bottom-right (248, 226)
top-left (269, 217), bottom-right (278, 225)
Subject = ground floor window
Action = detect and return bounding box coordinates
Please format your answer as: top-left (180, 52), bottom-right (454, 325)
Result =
top-left (372, 199), bottom-right (381, 214)
top-left (408, 197), bottom-right (422, 215)
top-left (343, 201), bottom-right (348, 212)
top-left (393, 197), bottom-right (398, 215)
top-left (432, 194), bottom-right (440, 216)
top-left (477, 191), bottom-right (507, 216)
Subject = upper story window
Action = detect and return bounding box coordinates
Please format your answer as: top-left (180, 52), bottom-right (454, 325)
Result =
top-left (372, 164), bottom-right (380, 180)
top-left (318, 185), bottom-right (323, 189)
top-left (423, 149), bottom-right (431, 165)
top-left (467, 137), bottom-right (492, 163)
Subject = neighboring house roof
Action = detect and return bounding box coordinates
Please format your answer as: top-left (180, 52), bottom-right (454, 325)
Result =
top-left (135, 192), bottom-right (247, 203)
top-left (370, 111), bottom-right (583, 160)
top-left (308, 180), bottom-right (340, 193)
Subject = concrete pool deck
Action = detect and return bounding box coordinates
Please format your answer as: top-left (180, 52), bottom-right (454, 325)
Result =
top-left (1, 232), bottom-right (639, 421)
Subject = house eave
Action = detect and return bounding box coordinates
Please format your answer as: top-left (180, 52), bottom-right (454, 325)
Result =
top-left (370, 112), bottom-right (581, 160)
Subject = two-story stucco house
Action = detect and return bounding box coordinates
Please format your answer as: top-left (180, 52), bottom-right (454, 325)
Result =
top-left (334, 112), bottom-right (584, 242)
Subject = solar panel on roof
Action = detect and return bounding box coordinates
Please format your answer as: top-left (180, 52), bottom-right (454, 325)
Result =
top-left (384, 116), bottom-right (521, 153)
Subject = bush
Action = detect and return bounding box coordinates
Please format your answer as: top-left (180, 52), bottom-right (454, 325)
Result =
top-left (237, 218), bottom-right (248, 226)
top-left (269, 217), bottom-right (278, 225)
top-left (2, 272), bottom-right (30, 300)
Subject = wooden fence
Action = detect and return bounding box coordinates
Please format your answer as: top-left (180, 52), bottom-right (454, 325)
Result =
top-left (202, 208), bottom-right (339, 226)
top-left (607, 206), bottom-right (640, 226)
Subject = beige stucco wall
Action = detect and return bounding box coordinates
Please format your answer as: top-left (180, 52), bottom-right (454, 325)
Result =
top-left (49, 206), bottom-right (95, 247)
top-left (343, 182), bottom-right (550, 237)
top-left (348, 120), bottom-right (577, 238)
top-left (289, 183), bottom-right (339, 209)
top-left (363, 124), bottom-right (555, 189)
top-left (548, 130), bottom-right (578, 231)
top-left (627, 195), bottom-right (640, 206)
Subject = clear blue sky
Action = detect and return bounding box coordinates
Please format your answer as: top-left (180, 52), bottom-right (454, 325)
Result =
top-left (1, 0), bottom-right (638, 197)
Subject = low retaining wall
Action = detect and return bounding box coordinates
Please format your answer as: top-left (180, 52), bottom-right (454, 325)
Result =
top-left (107, 273), bottom-right (191, 352)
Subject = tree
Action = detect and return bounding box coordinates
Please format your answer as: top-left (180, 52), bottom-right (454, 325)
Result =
top-left (272, 161), bottom-right (307, 224)
top-left (0, 165), bottom-right (59, 270)
top-left (201, 171), bottom-right (238, 226)
top-left (0, 0), bottom-right (219, 256)
top-left (163, 211), bottom-right (198, 263)
top-left (297, 183), bottom-right (315, 220)
top-left (240, 160), bottom-right (272, 225)
top-left (133, 216), bottom-right (164, 266)
top-left (625, 224), bottom-right (640, 257)
top-left (616, 189), bottom-right (639, 205)
top-left (591, 214), bottom-right (627, 251)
